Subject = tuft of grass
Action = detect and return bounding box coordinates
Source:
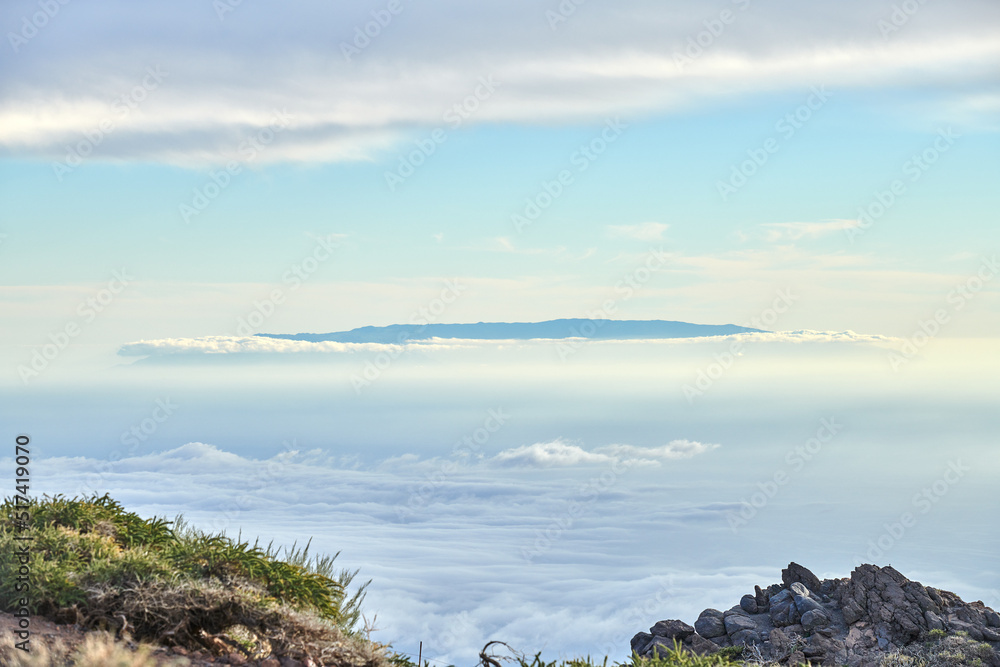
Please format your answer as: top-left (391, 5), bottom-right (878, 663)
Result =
top-left (1, 631), bottom-right (189, 667)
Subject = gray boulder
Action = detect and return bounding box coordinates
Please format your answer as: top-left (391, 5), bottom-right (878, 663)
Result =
top-left (724, 613), bottom-right (757, 636)
top-left (740, 594), bottom-right (758, 614)
top-left (644, 637), bottom-right (675, 658)
top-left (629, 632), bottom-right (653, 656)
top-left (782, 562), bottom-right (822, 593)
top-left (789, 582), bottom-right (812, 599)
top-left (800, 609), bottom-right (830, 633)
top-left (794, 593), bottom-right (825, 616)
top-left (694, 609), bottom-right (727, 639)
top-left (754, 585), bottom-right (770, 612)
top-left (686, 634), bottom-right (721, 656)
top-left (730, 628), bottom-right (759, 646)
top-left (650, 619), bottom-right (694, 641)
top-left (842, 596), bottom-right (864, 624)
top-left (769, 589), bottom-right (800, 627)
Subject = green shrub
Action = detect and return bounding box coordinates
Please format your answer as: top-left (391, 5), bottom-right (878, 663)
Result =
top-left (0, 493), bottom-right (375, 662)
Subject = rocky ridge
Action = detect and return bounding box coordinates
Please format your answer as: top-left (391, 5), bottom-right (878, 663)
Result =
top-left (630, 563), bottom-right (1000, 666)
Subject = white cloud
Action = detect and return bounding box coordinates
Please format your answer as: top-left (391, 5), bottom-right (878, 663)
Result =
top-left (490, 438), bottom-right (719, 468)
top-left (117, 335), bottom-right (408, 356)
top-left (600, 440), bottom-right (720, 462)
top-left (757, 220), bottom-right (862, 242)
top-left (491, 439), bottom-right (614, 467)
top-left (607, 223), bottom-right (670, 242)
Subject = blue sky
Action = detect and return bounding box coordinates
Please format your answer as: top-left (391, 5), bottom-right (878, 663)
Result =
top-left (2, 0), bottom-right (998, 350)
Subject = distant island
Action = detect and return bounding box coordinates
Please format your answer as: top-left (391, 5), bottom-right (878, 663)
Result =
top-left (256, 319), bottom-right (765, 344)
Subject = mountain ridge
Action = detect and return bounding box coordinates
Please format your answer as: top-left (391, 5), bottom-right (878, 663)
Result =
top-left (255, 319), bottom-right (765, 344)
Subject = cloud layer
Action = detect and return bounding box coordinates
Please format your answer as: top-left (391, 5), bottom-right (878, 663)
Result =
top-left (17, 436), bottom-right (999, 664)
top-left (117, 330), bottom-right (896, 357)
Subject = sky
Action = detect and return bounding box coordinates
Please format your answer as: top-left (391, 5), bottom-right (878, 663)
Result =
top-left (1, 0), bottom-right (999, 350)
top-left (2, 1), bottom-right (999, 664)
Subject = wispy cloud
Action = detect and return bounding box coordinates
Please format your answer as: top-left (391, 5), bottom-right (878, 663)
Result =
top-left (491, 237), bottom-right (559, 255)
top-left (607, 223), bottom-right (670, 242)
top-left (2, 1), bottom-right (997, 165)
top-left (756, 220), bottom-right (862, 242)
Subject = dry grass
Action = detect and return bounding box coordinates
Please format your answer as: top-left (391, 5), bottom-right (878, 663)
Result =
top-left (878, 631), bottom-right (998, 667)
top-left (2, 632), bottom-right (189, 667)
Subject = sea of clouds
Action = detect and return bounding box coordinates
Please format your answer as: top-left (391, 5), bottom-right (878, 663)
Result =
top-left (5, 337), bottom-right (999, 663)
top-left (21, 432), bottom-right (1000, 664)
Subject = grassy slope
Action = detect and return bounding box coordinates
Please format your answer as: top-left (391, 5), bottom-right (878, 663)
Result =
top-left (0, 493), bottom-right (379, 665)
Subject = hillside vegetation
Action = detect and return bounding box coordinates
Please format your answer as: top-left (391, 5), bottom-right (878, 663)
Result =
top-left (0, 493), bottom-right (382, 666)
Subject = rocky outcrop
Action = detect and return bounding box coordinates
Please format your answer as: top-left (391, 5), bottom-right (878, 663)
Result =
top-left (630, 563), bottom-right (1000, 666)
